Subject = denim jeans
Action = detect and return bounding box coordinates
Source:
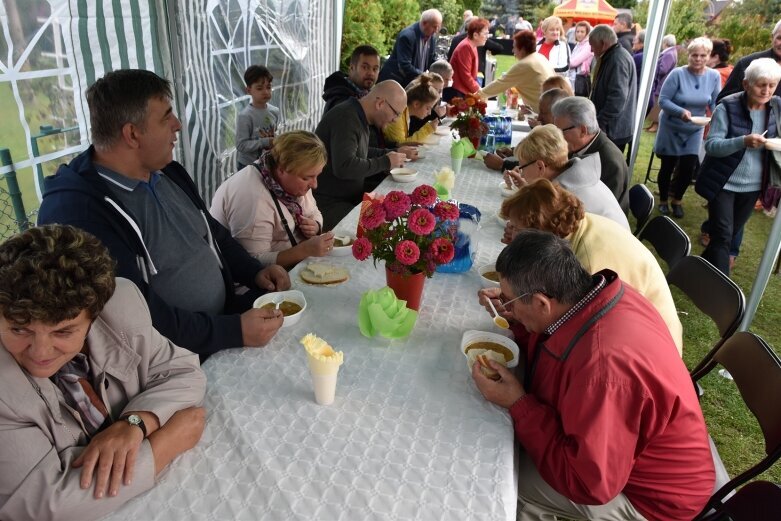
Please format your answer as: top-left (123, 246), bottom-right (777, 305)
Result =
top-left (702, 189), bottom-right (760, 275)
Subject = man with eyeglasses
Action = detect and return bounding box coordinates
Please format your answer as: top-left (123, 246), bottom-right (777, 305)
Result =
top-left (551, 96), bottom-right (629, 213)
top-left (314, 81), bottom-right (409, 230)
top-left (473, 229), bottom-right (715, 521)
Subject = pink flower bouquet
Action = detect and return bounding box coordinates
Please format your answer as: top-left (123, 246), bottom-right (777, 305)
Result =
top-left (352, 184), bottom-right (457, 277)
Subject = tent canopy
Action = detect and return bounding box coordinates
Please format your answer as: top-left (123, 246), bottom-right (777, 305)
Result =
top-left (553, 0), bottom-right (618, 25)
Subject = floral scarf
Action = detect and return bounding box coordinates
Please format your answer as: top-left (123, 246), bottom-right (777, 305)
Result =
top-left (254, 151), bottom-right (303, 225)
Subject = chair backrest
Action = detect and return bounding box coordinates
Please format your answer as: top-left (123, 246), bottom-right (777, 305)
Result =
top-left (628, 183), bottom-right (654, 235)
top-left (692, 333), bottom-right (781, 520)
top-left (638, 215), bottom-right (691, 271)
top-left (669, 256), bottom-right (745, 378)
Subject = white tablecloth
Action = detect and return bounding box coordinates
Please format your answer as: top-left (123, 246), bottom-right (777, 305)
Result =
top-left (102, 131), bottom-right (527, 521)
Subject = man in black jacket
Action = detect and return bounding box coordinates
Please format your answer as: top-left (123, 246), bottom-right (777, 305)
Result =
top-left (322, 45), bottom-right (380, 114)
top-left (717, 19), bottom-right (781, 103)
top-left (612, 13), bottom-right (634, 54)
top-left (37, 69), bottom-right (290, 359)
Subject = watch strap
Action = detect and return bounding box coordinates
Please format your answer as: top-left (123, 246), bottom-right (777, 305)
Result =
top-left (121, 414), bottom-right (147, 438)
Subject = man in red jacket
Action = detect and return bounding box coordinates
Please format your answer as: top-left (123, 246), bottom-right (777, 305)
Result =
top-left (474, 230), bottom-right (714, 521)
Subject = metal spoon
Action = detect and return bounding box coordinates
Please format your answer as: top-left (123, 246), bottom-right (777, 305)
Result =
top-left (486, 298), bottom-right (509, 329)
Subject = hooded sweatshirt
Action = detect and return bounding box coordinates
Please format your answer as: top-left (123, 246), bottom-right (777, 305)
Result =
top-left (555, 153), bottom-right (630, 230)
top-left (37, 147), bottom-right (266, 357)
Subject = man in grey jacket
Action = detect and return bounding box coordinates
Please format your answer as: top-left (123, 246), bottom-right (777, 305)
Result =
top-left (589, 24), bottom-right (637, 154)
top-left (314, 81), bottom-right (409, 230)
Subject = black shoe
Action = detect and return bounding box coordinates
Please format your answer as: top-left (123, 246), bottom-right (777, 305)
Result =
top-left (672, 204), bottom-right (684, 218)
top-left (659, 203), bottom-right (670, 215)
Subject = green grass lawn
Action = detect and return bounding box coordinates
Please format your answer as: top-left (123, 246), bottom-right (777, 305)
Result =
top-left (495, 54), bottom-right (781, 482)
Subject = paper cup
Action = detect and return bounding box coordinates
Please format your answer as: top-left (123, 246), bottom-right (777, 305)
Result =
top-left (310, 373), bottom-right (338, 405)
top-left (451, 157), bottom-right (463, 176)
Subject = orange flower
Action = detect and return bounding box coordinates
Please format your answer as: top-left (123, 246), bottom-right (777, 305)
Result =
top-left (466, 97), bottom-right (475, 106)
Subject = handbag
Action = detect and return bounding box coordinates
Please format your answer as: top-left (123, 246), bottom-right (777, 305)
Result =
top-left (574, 73), bottom-right (591, 97)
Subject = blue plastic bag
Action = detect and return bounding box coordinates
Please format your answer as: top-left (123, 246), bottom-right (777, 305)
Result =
top-left (436, 202), bottom-right (482, 273)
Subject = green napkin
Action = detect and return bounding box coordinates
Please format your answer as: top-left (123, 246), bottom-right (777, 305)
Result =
top-left (451, 137), bottom-right (474, 160)
top-left (358, 287), bottom-right (418, 339)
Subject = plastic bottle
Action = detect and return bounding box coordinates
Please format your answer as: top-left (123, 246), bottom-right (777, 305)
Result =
top-left (497, 91), bottom-right (507, 112)
top-left (484, 130), bottom-right (496, 153)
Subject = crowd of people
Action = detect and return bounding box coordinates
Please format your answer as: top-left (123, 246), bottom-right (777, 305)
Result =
top-left (1, 5), bottom-right (780, 521)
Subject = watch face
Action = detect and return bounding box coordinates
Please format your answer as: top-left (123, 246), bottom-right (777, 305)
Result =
top-left (127, 414), bottom-right (141, 426)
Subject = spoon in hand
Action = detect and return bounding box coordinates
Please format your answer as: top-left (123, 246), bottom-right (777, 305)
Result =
top-left (486, 298), bottom-right (510, 329)
top-left (270, 294), bottom-right (284, 310)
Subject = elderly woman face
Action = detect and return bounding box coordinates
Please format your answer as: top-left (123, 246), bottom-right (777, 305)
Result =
top-left (0, 311), bottom-right (91, 378)
top-left (688, 46), bottom-right (709, 73)
top-left (744, 77), bottom-right (780, 107)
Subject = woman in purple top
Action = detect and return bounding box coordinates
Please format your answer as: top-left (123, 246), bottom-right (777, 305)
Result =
top-left (646, 34), bottom-right (679, 132)
top-left (653, 37), bottom-right (721, 218)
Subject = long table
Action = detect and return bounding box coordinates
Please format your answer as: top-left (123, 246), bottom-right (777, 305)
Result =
top-left (101, 131), bottom-right (527, 521)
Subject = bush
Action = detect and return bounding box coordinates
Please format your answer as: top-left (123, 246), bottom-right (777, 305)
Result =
top-left (341, 0), bottom-right (387, 69)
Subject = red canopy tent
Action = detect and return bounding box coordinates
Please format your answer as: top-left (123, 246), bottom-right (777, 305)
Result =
top-left (553, 0), bottom-right (618, 26)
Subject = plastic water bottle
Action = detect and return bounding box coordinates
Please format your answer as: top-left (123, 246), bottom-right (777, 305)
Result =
top-left (485, 130), bottom-right (496, 153)
top-left (497, 92), bottom-right (507, 112)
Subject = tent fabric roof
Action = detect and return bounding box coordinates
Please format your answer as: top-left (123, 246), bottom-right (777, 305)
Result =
top-left (553, 0), bottom-right (618, 23)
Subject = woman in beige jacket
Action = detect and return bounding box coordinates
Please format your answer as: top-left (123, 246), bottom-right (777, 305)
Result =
top-left (0, 225), bottom-right (206, 521)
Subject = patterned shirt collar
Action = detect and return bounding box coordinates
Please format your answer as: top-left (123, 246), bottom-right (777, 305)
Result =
top-left (543, 274), bottom-right (607, 336)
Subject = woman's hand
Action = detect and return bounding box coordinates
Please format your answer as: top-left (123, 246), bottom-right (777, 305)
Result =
top-left (434, 105), bottom-right (447, 118)
top-left (302, 232), bottom-right (334, 258)
top-left (501, 222), bottom-right (516, 245)
top-left (72, 421), bottom-right (144, 498)
top-left (298, 216), bottom-right (320, 238)
top-left (503, 168), bottom-right (524, 188)
top-left (744, 133), bottom-right (767, 149)
top-left (681, 110), bottom-right (692, 122)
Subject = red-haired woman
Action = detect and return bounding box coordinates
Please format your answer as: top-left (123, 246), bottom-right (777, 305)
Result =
top-left (448, 18), bottom-right (490, 96)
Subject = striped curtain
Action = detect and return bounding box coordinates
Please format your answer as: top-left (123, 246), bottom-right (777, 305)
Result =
top-left (171, 0), bottom-right (341, 200)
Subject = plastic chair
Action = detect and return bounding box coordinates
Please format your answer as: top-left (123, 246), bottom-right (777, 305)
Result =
top-left (691, 333), bottom-right (781, 521)
top-left (638, 215), bottom-right (691, 271)
top-left (628, 183), bottom-right (654, 235)
top-left (668, 256), bottom-right (746, 379)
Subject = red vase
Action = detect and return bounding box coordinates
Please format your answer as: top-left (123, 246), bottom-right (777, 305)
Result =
top-left (385, 268), bottom-right (426, 311)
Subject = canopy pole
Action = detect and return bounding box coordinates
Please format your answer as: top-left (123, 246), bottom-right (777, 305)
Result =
top-left (739, 207), bottom-right (781, 331)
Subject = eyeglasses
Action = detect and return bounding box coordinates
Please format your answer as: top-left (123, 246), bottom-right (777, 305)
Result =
top-left (498, 292), bottom-right (532, 310)
top-left (559, 125), bottom-right (577, 133)
top-left (382, 98), bottom-right (402, 118)
top-left (517, 159), bottom-right (537, 172)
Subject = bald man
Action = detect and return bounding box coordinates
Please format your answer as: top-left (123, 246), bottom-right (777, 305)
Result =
top-left (314, 81), bottom-right (409, 230)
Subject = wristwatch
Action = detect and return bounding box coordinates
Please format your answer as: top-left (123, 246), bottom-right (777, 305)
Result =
top-left (121, 414), bottom-right (147, 438)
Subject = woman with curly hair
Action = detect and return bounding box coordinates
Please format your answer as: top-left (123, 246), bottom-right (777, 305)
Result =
top-left (0, 225), bottom-right (206, 521)
top-left (499, 179), bottom-right (683, 353)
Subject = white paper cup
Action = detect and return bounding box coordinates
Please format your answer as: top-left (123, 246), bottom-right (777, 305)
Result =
top-left (451, 157), bottom-right (462, 175)
top-left (310, 373), bottom-right (338, 405)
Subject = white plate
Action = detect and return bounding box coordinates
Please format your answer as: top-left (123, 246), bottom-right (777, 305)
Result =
top-left (499, 180), bottom-right (518, 198)
top-left (690, 116), bottom-right (711, 126)
top-left (412, 151), bottom-right (427, 160)
top-left (253, 290), bottom-right (307, 328)
top-left (434, 127), bottom-right (450, 136)
top-left (461, 330), bottom-right (519, 368)
top-left (765, 138), bottom-right (781, 151)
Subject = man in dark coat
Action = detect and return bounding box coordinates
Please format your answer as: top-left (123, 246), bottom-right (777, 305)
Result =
top-left (322, 45), bottom-right (380, 114)
top-left (378, 9), bottom-right (442, 87)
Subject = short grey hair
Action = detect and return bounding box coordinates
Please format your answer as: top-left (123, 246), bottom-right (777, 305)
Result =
top-left (496, 229), bottom-right (593, 306)
top-left (635, 30), bottom-right (646, 45)
top-left (687, 37), bottom-right (712, 54)
top-left (744, 57), bottom-right (781, 86)
top-left (551, 97), bottom-right (599, 134)
top-left (614, 12), bottom-right (632, 28)
top-left (429, 59), bottom-right (453, 77)
top-left (540, 88), bottom-right (570, 110)
top-left (773, 19), bottom-right (781, 36)
top-left (662, 34), bottom-right (677, 48)
top-left (589, 24), bottom-right (617, 45)
top-left (421, 9), bottom-right (442, 24)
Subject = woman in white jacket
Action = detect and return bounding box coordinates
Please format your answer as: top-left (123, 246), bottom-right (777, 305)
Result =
top-left (536, 16), bottom-right (570, 78)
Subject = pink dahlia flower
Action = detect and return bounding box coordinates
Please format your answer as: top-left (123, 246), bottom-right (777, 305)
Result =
top-left (352, 237), bottom-right (373, 261)
top-left (394, 240), bottom-right (420, 266)
top-left (408, 208), bottom-right (436, 236)
top-left (382, 191), bottom-right (411, 220)
top-left (360, 200), bottom-right (386, 230)
top-left (433, 201), bottom-right (459, 221)
top-left (411, 184), bottom-right (437, 207)
top-left (430, 237), bottom-right (455, 264)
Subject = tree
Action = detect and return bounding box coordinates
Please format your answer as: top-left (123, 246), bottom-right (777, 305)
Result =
top-left (341, 0), bottom-right (386, 69)
top-left (383, 0), bottom-right (422, 51)
top-left (419, 0), bottom-right (462, 33)
top-left (634, 0), bottom-right (707, 48)
top-left (714, 0), bottom-right (781, 60)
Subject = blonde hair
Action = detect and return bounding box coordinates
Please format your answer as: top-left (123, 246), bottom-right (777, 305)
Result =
top-left (687, 37), bottom-right (713, 54)
top-left (541, 16), bottom-right (564, 38)
top-left (406, 72), bottom-right (440, 105)
top-left (515, 124), bottom-right (569, 171)
top-left (271, 131), bottom-right (327, 176)
top-left (500, 179), bottom-right (584, 237)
